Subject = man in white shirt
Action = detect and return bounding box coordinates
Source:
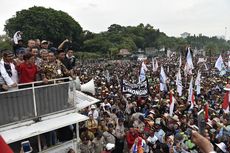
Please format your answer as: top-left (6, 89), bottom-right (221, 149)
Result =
top-left (0, 51), bottom-right (18, 91)
top-left (154, 119), bottom-right (165, 143)
top-left (88, 105), bottom-right (99, 120)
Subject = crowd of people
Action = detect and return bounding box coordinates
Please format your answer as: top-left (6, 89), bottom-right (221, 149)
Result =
top-left (0, 38), bottom-right (76, 91)
top-left (76, 54), bottom-right (229, 153)
top-left (0, 36), bottom-right (229, 153)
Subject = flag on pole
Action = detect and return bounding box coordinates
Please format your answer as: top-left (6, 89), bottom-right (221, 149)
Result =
top-left (139, 61), bottom-right (148, 82)
top-left (222, 90), bottom-right (229, 113)
top-left (152, 58), bottom-right (155, 72)
top-left (176, 68), bottom-right (183, 96)
top-left (0, 135), bottom-right (13, 153)
top-left (160, 66), bottom-right (167, 92)
top-left (188, 77), bottom-right (195, 109)
top-left (184, 48), bottom-right (193, 75)
top-left (195, 70), bottom-right (201, 95)
top-left (152, 58), bottom-right (158, 72)
top-left (155, 59), bottom-right (159, 71)
top-left (215, 55), bottom-right (224, 71)
top-left (186, 47), bottom-right (194, 70)
top-left (215, 54), bottom-right (225, 71)
top-left (179, 54), bottom-right (182, 67)
top-left (169, 91), bottom-right (176, 116)
top-left (204, 63), bottom-right (208, 71)
top-left (105, 70), bottom-right (110, 83)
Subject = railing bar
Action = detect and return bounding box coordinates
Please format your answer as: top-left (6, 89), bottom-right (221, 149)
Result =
top-left (0, 82), bottom-right (70, 94)
top-left (32, 83), bottom-right (38, 117)
top-left (0, 108), bottom-right (76, 129)
top-left (17, 77), bottom-right (70, 86)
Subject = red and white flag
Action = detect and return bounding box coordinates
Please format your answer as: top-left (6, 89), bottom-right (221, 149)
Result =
top-left (169, 91), bottom-right (176, 116)
top-left (188, 77), bottom-right (195, 109)
top-left (222, 91), bottom-right (229, 113)
top-left (0, 135), bottom-right (13, 153)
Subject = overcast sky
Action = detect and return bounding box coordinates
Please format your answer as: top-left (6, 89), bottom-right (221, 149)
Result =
top-left (0, 0), bottom-right (230, 39)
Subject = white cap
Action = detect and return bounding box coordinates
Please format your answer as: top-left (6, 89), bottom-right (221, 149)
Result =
top-left (216, 142), bottom-right (227, 152)
top-left (106, 143), bottom-right (115, 150)
top-left (91, 105), bottom-right (96, 109)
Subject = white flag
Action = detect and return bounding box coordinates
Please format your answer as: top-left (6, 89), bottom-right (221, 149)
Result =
top-left (105, 70), bottom-right (110, 83)
top-left (152, 58), bottom-right (158, 72)
top-left (228, 55), bottom-right (230, 69)
top-left (176, 69), bottom-right (183, 96)
top-left (186, 47), bottom-right (194, 71)
top-left (155, 59), bottom-right (159, 70)
top-left (195, 70), bottom-right (201, 95)
top-left (215, 55), bottom-right (225, 71)
top-left (160, 66), bottom-right (167, 92)
top-left (139, 62), bottom-right (148, 82)
top-left (179, 54), bottom-right (182, 67)
top-left (204, 63), bottom-right (208, 71)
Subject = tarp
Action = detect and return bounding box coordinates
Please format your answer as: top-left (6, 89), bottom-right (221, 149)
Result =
top-left (0, 112), bottom-right (88, 144)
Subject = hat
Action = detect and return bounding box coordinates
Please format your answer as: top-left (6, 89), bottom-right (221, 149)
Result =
top-left (147, 114), bottom-right (154, 120)
top-left (106, 143), bottom-right (115, 150)
top-left (171, 115), bottom-right (179, 122)
top-left (213, 117), bottom-right (220, 123)
top-left (91, 105), bottom-right (96, 109)
top-left (41, 40), bottom-right (48, 44)
top-left (155, 118), bottom-right (161, 125)
top-left (206, 121), bottom-right (213, 128)
top-left (216, 142), bottom-right (227, 152)
top-left (149, 110), bottom-right (155, 115)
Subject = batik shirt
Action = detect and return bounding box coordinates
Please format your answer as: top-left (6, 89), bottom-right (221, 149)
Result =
top-left (41, 59), bottom-right (69, 79)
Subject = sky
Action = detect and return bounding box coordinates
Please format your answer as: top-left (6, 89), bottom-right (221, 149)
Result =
top-left (0, 0), bottom-right (230, 39)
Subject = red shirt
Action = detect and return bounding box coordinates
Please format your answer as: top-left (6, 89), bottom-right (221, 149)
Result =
top-left (17, 63), bottom-right (37, 83)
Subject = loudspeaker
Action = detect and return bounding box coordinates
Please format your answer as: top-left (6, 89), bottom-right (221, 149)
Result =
top-left (81, 79), bottom-right (95, 95)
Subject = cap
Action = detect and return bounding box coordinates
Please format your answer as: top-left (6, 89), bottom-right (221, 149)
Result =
top-left (91, 105), bottom-right (96, 109)
top-left (106, 143), bottom-right (115, 150)
top-left (216, 142), bottom-right (227, 152)
top-left (155, 118), bottom-right (161, 125)
top-left (171, 115), bottom-right (179, 122)
top-left (41, 40), bottom-right (48, 44)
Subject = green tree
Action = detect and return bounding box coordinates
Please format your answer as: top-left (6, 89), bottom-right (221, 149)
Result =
top-left (4, 6), bottom-right (83, 49)
top-left (0, 35), bottom-right (12, 50)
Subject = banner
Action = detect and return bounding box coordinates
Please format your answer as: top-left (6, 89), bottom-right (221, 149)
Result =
top-left (121, 79), bottom-right (149, 96)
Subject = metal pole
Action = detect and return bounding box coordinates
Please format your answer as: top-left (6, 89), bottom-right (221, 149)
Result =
top-left (32, 82), bottom-right (38, 117)
top-left (76, 123), bottom-right (80, 152)
top-left (38, 135), bottom-right (42, 152)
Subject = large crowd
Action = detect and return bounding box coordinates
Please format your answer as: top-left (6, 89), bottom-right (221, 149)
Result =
top-left (0, 37), bottom-right (229, 153)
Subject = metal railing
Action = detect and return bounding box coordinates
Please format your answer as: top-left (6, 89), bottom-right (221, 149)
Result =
top-left (0, 77), bottom-right (76, 127)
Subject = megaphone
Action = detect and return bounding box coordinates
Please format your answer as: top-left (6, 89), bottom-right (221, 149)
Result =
top-left (80, 79), bottom-right (95, 95)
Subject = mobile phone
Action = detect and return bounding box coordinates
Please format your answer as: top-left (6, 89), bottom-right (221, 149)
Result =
top-left (21, 141), bottom-right (32, 153)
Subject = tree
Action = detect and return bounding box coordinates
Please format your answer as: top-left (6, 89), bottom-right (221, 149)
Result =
top-left (0, 35), bottom-right (12, 51)
top-left (4, 6), bottom-right (83, 49)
